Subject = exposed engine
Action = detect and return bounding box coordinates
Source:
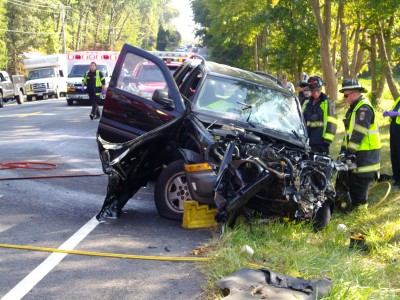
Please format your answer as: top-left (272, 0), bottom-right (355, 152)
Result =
top-left (203, 128), bottom-right (346, 230)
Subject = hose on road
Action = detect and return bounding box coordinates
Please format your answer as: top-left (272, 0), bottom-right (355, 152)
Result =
top-left (0, 161), bottom-right (105, 180)
top-left (0, 243), bottom-right (210, 262)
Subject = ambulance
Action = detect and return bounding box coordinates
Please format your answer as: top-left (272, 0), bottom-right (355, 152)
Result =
top-left (66, 51), bottom-right (119, 105)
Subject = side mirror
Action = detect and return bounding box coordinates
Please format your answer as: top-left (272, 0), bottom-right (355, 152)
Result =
top-left (152, 89), bottom-right (174, 110)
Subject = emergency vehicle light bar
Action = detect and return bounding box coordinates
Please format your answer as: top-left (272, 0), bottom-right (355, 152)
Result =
top-left (68, 54), bottom-right (118, 60)
top-left (148, 51), bottom-right (200, 65)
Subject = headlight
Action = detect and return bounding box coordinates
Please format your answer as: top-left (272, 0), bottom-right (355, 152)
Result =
top-left (67, 83), bottom-right (75, 88)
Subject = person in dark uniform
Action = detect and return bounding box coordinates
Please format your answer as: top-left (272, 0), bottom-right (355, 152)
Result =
top-left (338, 79), bottom-right (381, 209)
top-left (302, 76), bottom-right (338, 155)
top-left (383, 96), bottom-right (400, 188)
top-left (295, 72), bottom-right (309, 105)
top-left (82, 62), bottom-right (106, 120)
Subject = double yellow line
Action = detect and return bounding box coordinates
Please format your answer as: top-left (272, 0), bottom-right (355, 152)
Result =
top-left (18, 111), bottom-right (43, 118)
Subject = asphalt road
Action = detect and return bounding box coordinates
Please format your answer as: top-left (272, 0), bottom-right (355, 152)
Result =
top-left (0, 99), bottom-right (215, 300)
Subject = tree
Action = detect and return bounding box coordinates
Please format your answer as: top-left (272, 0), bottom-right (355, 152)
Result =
top-left (0, 1), bottom-right (8, 69)
top-left (192, 0), bottom-right (320, 81)
top-left (309, 0), bottom-right (338, 101)
top-left (157, 25), bottom-right (169, 50)
top-left (360, 0), bottom-right (400, 104)
top-left (4, 0), bottom-right (61, 74)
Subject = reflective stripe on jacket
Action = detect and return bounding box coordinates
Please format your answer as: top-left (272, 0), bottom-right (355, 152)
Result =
top-left (303, 93), bottom-right (337, 145)
top-left (343, 98), bottom-right (380, 174)
top-left (82, 70), bottom-right (105, 96)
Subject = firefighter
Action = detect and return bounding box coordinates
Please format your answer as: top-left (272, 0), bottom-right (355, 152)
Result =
top-left (302, 76), bottom-right (338, 154)
top-left (339, 79), bottom-right (381, 209)
top-left (82, 62), bottom-right (106, 120)
top-left (383, 96), bottom-right (400, 188)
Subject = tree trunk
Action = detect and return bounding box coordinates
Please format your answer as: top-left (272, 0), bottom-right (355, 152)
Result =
top-left (383, 17), bottom-right (399, 101)
top-left (354, 30), bottom-right (366, 75)
top-left (370, 33), bottom-right (377, 104)
top-left (74, 11), bottom-right (84, 51)
top-left (331, 4), bottom-right (340, 69)
top-left (254, 35), bottom-right (258, 71)
top-left (338, 2), bottom-right (349, 79)
top-left (376, 23), bottom-right (388, 104)
top-left (349, 22), bottom-right (360, 78)
top-left (310, 0), bottom-right (338, 101)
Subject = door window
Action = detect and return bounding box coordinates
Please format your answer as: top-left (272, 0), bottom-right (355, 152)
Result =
top-left (116, 52), bottom-right (168, 101)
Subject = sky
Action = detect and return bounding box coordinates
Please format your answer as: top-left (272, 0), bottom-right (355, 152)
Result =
top-left (169, 0), bottom-right (196, 42)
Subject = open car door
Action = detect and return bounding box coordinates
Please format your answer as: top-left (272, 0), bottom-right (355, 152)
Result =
top-left (96, 43), bottom-right (185, 221)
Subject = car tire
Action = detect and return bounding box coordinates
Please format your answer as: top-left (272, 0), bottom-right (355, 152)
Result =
top-left (154, 159), bottom-right (192, 221)
top-left (16, 89), bottom-right (24, 104)
top-left (55, 87), bottom-right (60, 99)
top-left (67, 98), bottom-right (73, 106)
top-left (0, 90), bottom-right (4, 107)
top-left (313, 202), bottom-right (332, 232)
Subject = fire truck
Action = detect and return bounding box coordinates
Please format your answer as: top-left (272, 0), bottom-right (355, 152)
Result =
top-left (66, 51), bottom-right (119, 105)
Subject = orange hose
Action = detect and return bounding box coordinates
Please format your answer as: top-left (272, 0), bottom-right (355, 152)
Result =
top-left (0, 161), bottom-right (57, 170)
top-left (0, 161), bottom-right (105, 180)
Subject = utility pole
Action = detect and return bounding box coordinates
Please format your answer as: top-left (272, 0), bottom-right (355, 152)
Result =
top-left (60, 3), bottom-right (72, 54)
top-left (61, 4), bottom-right (66, 53)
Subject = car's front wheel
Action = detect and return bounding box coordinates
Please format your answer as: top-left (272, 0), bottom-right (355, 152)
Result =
top-left (18, 90), bottom-right (24, 104)
top-left (154, 160), bottom-right (192, 220)
top-left (313, 201), bottom-right (332, 232)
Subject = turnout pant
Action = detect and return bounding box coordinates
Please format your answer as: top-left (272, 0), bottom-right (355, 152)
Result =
top-left (348, 172), bottom-right (372, 206)
top-left (89, 93), bottom-right (100, 117)
top-left (390, 123), bottom-right (400, 184)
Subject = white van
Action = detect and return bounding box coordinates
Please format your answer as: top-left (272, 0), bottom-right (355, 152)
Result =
top-left (23, 54), bottom-right (68, 101)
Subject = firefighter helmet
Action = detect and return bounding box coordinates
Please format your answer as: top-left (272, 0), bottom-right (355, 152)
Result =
top-left (307, 76), bottom-right (325, 91)
top-left (339, 78), bottom-right (367, 93)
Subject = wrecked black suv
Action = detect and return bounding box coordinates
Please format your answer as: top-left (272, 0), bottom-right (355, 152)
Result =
top-left (96, 44), bottom-right (343, 230)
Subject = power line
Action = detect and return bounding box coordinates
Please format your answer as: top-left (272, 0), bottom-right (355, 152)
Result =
top-left (8, 0), bottom-right (57, 9)
top-left (6, 0), bottom-right (57, 13)
top-left (0, 28), bottom-right (57, 35)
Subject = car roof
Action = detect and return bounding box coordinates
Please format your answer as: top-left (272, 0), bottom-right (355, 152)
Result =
top-left (202, 61), bottom-right (290, 91)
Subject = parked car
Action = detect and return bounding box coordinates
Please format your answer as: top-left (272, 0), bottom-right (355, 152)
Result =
top-left (96, 44), bottom-right (341, 231)
top-left (0, 71), bottom-right (26, 107)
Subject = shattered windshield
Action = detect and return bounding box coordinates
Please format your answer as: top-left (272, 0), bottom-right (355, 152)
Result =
top-left (193, 75), bottom-right (306, 138)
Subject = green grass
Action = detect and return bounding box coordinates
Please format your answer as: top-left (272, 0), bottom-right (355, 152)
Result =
top-left (199, 81), bottom-right (400, 299)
